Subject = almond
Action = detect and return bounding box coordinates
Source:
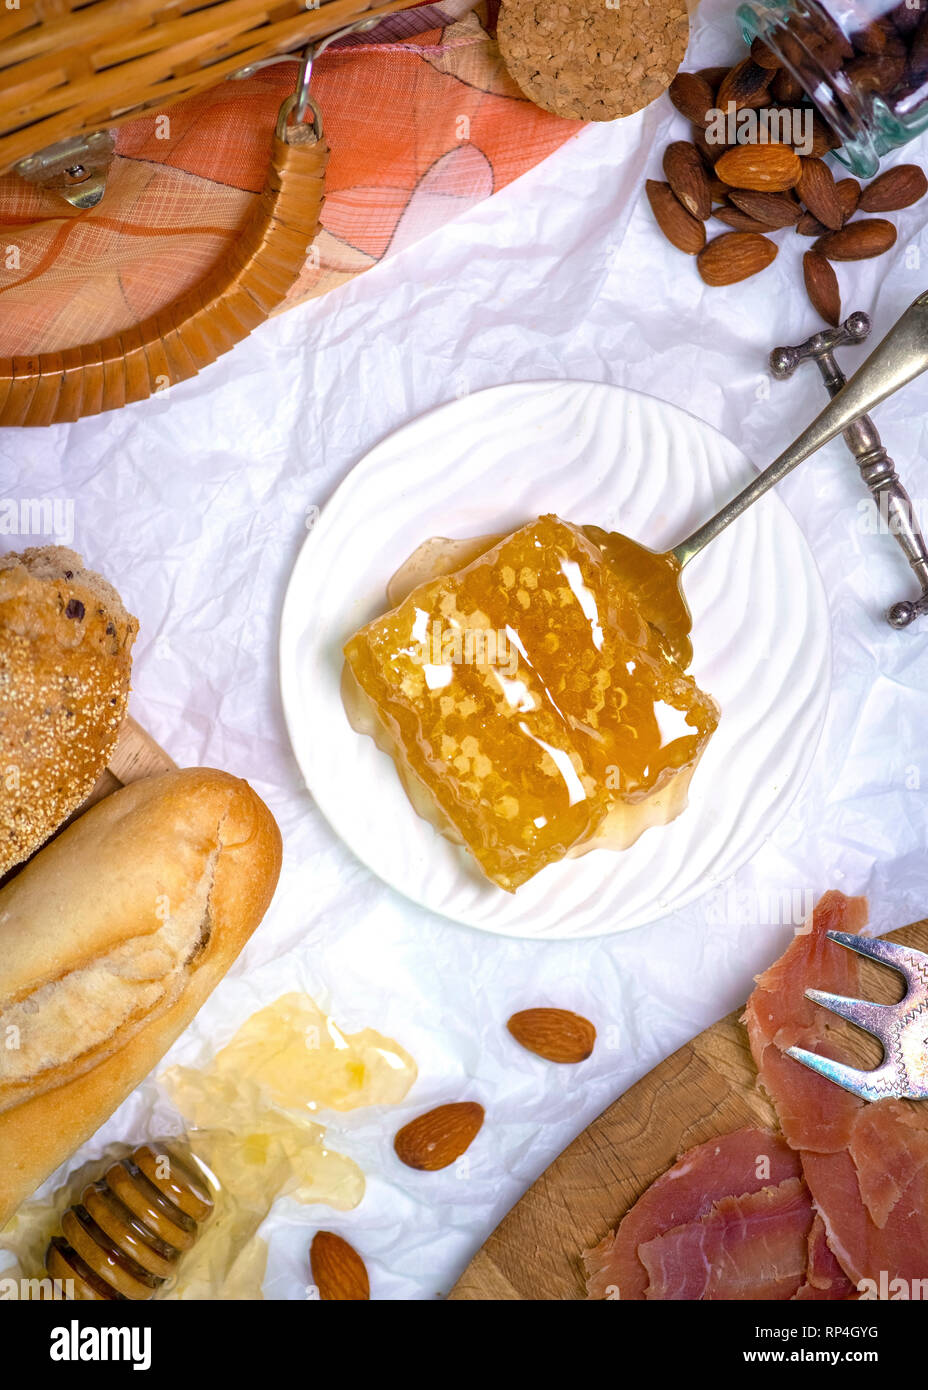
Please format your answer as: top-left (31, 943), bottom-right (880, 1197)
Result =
top-left (796, 209), bottom-right (828, 237)
top-left (836, 177), bottom-right (862, 219)
top-left (715, 207), bottom-right (772, 232)
top-left (507, 1008), bottom-right (596, 1064)
top-left (891, 0), bottom-right (926, 36)
top-left (798, 157), bottom-right (844, 230)
top-left (750, 36), bottom-right (782, 70)
top-left (645, 179), bottom-right (706, 254)
top-left (310, 1232), bottom-right (370, 1301)
top-left (777, 30), bottom-right (808, 69)
top-left (716, 143), bottom-right (802, 191)
top-left (803, 250), bottom-right (841, 327)
top-left (668, 72), bottom-right (714, 127)
top-left (842, 53), bottom-right (906, 93)
top-left (815, 217), bottom-right (898, 260)
top-left (797, 178), bottom-right (860, 235)
top-left (853, 16), bottom-right (902, 56)
top-left (663, 141), bottom-right (712, 219)
top-left (697, 231), bottom-right (778, 286)
top-left (772, 67), bottom-right (802, 102)
top-left (809, 111), bottom-right (840, 157)
top-left (728, 188), bottom-right (801, 227)
top-left (393, 1102), bottom-right (484, 1171)
top-left (858, 163), bottom-right (928, 212)
top-left (823, 26), bottom-right (855, 60)
top-left (692, 123), bottom-right (731, 164)
top-left (697, 66), bottom-right (732, 92)
top-left (717, 57), bottom-right (773, 110)
top-left (911, 22), bottom-right (928, 82)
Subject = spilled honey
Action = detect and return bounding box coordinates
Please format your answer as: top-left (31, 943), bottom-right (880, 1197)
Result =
top-left (0, 994), bottom-right (416, 1300)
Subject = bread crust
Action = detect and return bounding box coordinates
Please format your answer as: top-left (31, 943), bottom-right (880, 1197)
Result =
top-left (0, 546), bottom-right (138, 878)
top-left (0, 767), bottom-right (282, 1229)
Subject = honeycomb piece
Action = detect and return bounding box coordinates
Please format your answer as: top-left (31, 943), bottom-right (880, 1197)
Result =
top-left (344, 516), bottom-right (718, 892)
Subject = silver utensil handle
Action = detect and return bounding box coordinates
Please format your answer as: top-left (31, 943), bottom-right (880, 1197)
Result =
top-left (673, 290), bottom-right (928, 569)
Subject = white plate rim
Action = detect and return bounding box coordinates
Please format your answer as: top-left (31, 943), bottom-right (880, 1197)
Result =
top-left (279, 379), bottom-right (832, 940)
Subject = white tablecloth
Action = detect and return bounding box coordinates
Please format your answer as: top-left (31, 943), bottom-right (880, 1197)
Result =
top-left (3, 0), bottom-right (928, 1300)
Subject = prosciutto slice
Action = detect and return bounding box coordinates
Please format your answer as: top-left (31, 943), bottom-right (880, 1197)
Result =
top-left (638, 1177), bottom-right (813, 1301)
top-left (744, 890), bottom-right (867, 1152)
top-left (792, 1213), bottom-right (855, 1301)
top-left (583, 1127), bottom-right (803, 1300)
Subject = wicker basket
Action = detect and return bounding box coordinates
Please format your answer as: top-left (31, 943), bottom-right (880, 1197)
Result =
top-left (0, 0), bottom-right (412, 426)
top-left (0, 0), bottom-right (409, 176)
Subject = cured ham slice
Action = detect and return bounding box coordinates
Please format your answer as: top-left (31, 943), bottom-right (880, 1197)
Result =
top-left (792, 1213), bottom-right (855, 1301)
top-left (801, 1145), bottom-right (926, 1290)
top-left (744, 890), bottom-right (867, 1152)
top-left (744, 889), bottom-right (928, 1292)
top-left (848, 1101), bottom-right (928, 1227)
top-left (638, 1177), bottom-right (813, 1301)
top-left (583, 1127), bottom-right (802, 1300)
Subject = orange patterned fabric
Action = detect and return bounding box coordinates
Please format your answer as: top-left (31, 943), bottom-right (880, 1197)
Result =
top-left (0, 4), bottom-right (580, 358)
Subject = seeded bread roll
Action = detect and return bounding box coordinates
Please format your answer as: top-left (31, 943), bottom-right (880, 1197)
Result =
top-left (0, 546), bottom-right (138, 878)
top-left (0, 767), bottom-right (283, 1229)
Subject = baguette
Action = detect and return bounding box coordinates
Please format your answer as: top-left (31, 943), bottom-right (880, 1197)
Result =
top-left (0, 767), bottom-right (282, 1229)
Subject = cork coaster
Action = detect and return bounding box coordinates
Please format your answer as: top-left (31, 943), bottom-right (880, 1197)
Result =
top-left (498, 0), bottom-right (690, 121)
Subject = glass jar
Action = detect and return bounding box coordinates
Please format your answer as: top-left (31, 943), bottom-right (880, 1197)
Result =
top-left (739, 0), bottom-right (928, 176)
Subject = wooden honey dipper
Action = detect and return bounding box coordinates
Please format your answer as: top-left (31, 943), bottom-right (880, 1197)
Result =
top-left (45, 1145), bottom-right (213, 1300)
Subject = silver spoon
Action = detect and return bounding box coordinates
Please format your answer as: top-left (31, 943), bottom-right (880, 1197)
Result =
top-left (592, 289), bottom-right (928, 667)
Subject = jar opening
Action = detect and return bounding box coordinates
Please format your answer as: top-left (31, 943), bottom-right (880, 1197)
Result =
top-left (738, 0), bottom-right (882, 177)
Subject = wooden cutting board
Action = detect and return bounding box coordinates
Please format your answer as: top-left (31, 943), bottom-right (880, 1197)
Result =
top-left (448, 917), bottom-right (928, 1301)
top-left (82, 712), bottom-right (176, 808)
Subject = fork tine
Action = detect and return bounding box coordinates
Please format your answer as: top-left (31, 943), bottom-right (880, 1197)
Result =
top-left (804, 987), bottom-right (895, 1045)
top-left (785, 1045), bottom-right (900, 1101)
top-left (825, 929), bottom-right (927, 981)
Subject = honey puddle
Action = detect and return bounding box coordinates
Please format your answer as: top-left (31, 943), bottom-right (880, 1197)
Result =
top-left (0, 994), bottom-right (416, 1300)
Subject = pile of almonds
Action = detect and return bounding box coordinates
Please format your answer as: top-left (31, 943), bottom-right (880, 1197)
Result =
top-left (646, 39), bottom-right (928, 325)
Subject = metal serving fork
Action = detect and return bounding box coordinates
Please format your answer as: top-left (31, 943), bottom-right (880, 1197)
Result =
top-left (787, 932), bottom-right (928, 1101)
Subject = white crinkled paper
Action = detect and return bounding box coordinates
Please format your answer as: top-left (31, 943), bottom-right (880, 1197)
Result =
top-left (2, 0), bottom-right (928, 1300)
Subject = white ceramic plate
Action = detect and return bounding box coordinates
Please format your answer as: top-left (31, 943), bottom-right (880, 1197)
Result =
top-left (280, 381), bottom-right (831, 939)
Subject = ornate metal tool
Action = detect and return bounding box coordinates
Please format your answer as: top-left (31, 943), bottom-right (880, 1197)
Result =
top-left (606, 291), bottom-right (928, 667)
top-left (787, 932), bottom-right (928, 1101)
top-left (770, 312), bottom-right (928, 629)
top-left (672, 289), bottom-right (928, 572)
